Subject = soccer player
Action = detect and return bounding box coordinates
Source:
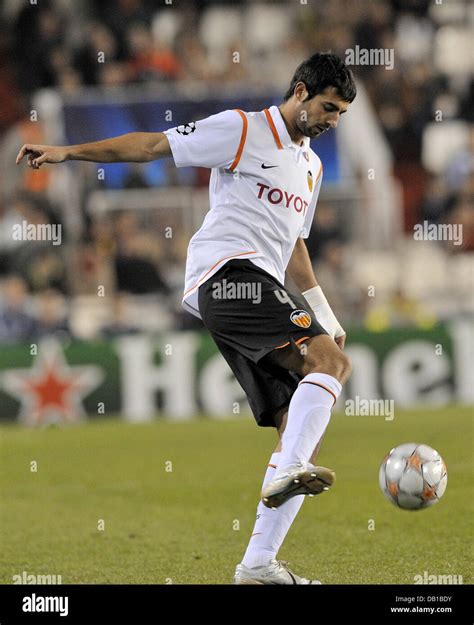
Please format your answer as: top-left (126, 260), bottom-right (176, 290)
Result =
top-left (16, 53), bottom-right (356, 585)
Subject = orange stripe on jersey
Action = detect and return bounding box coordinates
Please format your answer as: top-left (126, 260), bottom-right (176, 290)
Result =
top-left (268, 463), bottom-right (277, 469)
top-left (229, 109), bottom-right (248, 171)
top-left (314, 162), bottom-right (323, 185)
top-left (183, 250), bottom-right (258, 297)
top-left (298, 381), bottom-right (337, 406)
top-left (264, 109), bottom-right (283, 150)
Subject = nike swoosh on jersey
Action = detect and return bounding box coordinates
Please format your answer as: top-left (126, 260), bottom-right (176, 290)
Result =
top-left (261, 164), bottom-right (279, 169)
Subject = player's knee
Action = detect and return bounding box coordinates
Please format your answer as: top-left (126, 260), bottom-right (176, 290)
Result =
top-left (304, 345), bottom-right (352, 384)
top-left (324, 349), bottom-right (351, 383)
top-left (337, 351), bottom-right (352, 384)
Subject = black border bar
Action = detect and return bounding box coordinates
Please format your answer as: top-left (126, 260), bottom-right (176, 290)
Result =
top-left (0, 584), bottom-right (471, 625)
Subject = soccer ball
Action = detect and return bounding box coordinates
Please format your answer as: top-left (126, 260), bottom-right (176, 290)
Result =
top-left (379, 443), bottom-right (447, 510)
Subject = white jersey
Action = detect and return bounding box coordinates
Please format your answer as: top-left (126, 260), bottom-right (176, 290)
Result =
top-left (164, 105), bottom-right (323, 318)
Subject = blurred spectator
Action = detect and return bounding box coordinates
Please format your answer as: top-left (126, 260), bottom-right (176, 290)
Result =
top-left (310, 241), bottom-right (366, 326)
top-left (123, 164), bottom-right (151, 189)
top-left (56, 66), bottom-right (83, 94)
top-left (75, 22), bottom-right (122, 86)
top-left (34, 288), bottom-right (71, 339)
top-left (0, 197), bottom-right (25, 274)
top-left (218, 40), bottom-right (249, 85)
top-left (75, 214), bottom-right (115, 295)
top-left (113, 211), bottom-right (171, 295)
top-left (12, 2), bottom-right (66, 93)
top-left (365, 288), bottom-right (437, 332)
top-left (355, 1), bottom-right (393, 53)
top-left (0, 115), bottom-right (53, 199)
top-left (445, 127), bottom-right (474, 191)
top-left (446, 174), bottom-right (474, 253)
top-left (420, 174), bottom-right (454, 224)
top-left (97, 63), bottom-right (130, 88)
top-left (100, 293), bottom-right (140, 339)
top-left (0, 275), bottom-right (37, 343)
top-left (420, 130), bottom-right (474, 252)
top-left (127, 24), bottom-right (181, 82)
top-left (94, 0), bottom-right (153, 41)
top-left (306, 203), bottom-right (345, 260)
top-left (2, 193), bottom-right (67, 293)
top-left (27, 249), bottom-right (68, 294)
top-left (177, 35), bottom-right (216, 83)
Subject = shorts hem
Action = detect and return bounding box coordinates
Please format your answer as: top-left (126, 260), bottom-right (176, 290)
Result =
top-left (253, 332), bottom-right (319, 365)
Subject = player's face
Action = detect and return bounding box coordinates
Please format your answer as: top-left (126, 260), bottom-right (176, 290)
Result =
top-left (295, 86), bottom-right (350, 139)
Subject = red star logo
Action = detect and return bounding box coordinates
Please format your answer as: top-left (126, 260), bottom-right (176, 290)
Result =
top-left (1, 339), bottom-right (103, 425)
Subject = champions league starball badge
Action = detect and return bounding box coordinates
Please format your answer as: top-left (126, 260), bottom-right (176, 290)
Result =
top-left (176, 122), bottom-right (197, 136)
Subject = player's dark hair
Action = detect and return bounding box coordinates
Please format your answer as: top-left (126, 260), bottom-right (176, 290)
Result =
top-left (284, 53), bottom-right (356, 103)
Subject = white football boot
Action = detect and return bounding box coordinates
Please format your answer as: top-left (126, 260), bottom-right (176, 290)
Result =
top-left (261, 462), bottom-right (335, 509)
top-left (234, 560), bottom-right (321, 585)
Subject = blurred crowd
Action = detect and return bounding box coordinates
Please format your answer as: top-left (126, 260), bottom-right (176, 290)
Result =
top-left (2, 1), bottom-right (472, 137)
top-left (0, 0), bottom-right (472, 341)
top-left (0, 190), bottom-right (191, 341)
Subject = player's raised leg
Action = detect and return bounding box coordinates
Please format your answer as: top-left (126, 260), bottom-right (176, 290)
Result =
top-left (261, 334), bottom-right (351, 508)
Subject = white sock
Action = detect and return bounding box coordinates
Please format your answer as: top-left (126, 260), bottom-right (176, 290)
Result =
top-left (276, 373), bottom-right (342, 472)
top-left (241, 452), bottom-right (305, 569)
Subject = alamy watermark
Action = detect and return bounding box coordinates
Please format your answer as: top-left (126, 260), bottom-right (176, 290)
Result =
top-left (345, 396), bottom-right (395, 421)
top-left (212, 279), bottom-right (261, 304)
top-left (12, 220), bottom-right (62, 246)
top-left (414, 571), bottom-right (463, 585)
top-left (345, 46), bottom-right (394, 70)
top-left (22, 593), bottom-right (68, 617)
top-left (413, 221), bottom-right (463, 246)
top-left (13, 571), bottom-right (62, 584)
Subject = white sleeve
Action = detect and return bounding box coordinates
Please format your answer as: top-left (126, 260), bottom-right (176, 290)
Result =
top-left (299, 162), bottom-right (323, 238)
top-left (164, 109), bottom-right (244, 169)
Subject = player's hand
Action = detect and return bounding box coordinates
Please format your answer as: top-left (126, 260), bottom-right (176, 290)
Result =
top-left (302, 286), bottom-right (346, 349)
top-left (16, 144), bottom-right (68, 169)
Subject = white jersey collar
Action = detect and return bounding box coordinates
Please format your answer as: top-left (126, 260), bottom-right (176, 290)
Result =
top-left (267, 105), bottom-right (311, 150)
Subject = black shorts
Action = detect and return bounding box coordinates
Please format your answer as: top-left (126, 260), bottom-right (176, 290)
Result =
top-left (197, 259), bottom-right (327, 428)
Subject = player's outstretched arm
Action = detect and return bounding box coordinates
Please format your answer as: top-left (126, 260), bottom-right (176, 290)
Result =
top-left (15, 132), bottom-right (171, 169)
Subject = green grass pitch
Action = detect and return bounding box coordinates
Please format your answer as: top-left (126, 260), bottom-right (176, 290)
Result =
top-left (0, 407), bottom-right (472, 584)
